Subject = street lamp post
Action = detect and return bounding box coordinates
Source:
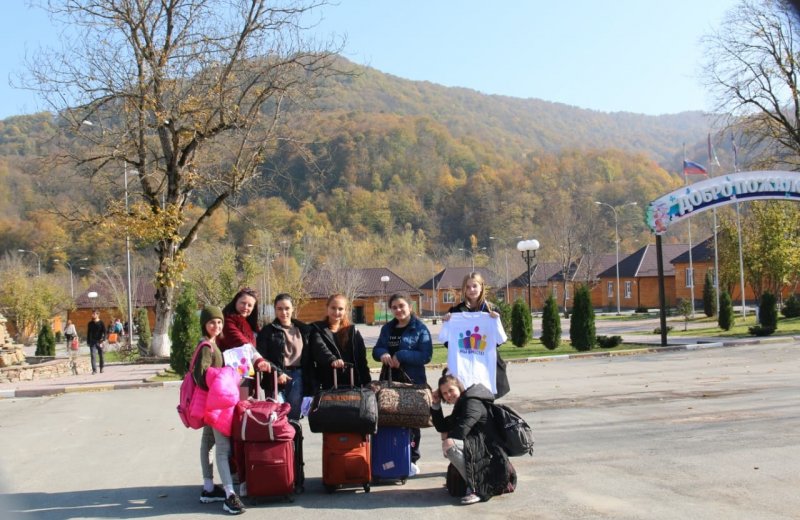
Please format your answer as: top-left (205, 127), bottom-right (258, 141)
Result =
top-left (458, 247), bottom-right (487, 271)
top-left (595, 201), bottom-right (637, 315)
top-left (123, 164), bottom-right (135, 351)
top-left (380, 275), bottom-right (390, 324)
top-left (17, 249), bottom-right (41, 276)
top-left (516, 239), bottom-right (540, 311)
top-left (54, 258), bottom-right (88, 299)
top-left (490, 235), bottom-right (522, 302)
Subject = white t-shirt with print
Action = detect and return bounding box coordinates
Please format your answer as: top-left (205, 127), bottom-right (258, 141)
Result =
top-left (438, 312), bottom-right (507, 394)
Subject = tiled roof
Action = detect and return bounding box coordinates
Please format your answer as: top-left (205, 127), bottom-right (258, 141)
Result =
top-left (671, 236), bottom-right (714, 264)
top-left (74, 279), bottom-right (157, 309)
top-left (419, 267), bottom-right (502, 291)
top-left (599, 243), bottom-right (688, 278)
top-left (305, 267), bottom-right (421, 299)
top-left (508, 262), bottom-right (564, 288)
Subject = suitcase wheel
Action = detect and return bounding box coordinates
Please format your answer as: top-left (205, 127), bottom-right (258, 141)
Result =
top-left (363, 483), bottom-right (371, 493)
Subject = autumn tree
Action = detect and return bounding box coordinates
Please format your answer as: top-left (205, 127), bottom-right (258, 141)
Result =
top-left (27, 0), bottom-right (342, 356)
top-left (703, 0), bottom-right (800, 167)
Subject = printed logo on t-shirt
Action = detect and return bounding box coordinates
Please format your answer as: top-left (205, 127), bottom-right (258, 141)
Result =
top-left (459, 326), bottom-right (487, 354)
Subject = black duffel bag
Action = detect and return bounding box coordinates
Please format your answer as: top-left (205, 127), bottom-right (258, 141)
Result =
top-left (308, 365), bottom-right (378, 434)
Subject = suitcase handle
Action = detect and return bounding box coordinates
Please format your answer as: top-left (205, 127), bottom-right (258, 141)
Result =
top-left (255, 368), bottom-right (280, 401)
top-left (332, 362), bottom-right (355, 389)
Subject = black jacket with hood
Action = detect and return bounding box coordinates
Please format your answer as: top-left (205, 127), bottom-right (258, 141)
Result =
top-left (308, 321), bottom-right (371, 390)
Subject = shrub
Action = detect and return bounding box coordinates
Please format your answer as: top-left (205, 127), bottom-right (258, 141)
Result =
top-left (596, 335), bottom-right (622, 348)
top-left (653, 325), bottom-right (673, 335)
top-left (718, 291), bottom-right (734, 331)
top-left (540, 294), bottom-right (561, 350)
top-left (493, 298), bottom-right (513, 336)
top-left (569, 285), bottom-right (595, 352)
top-left (782, 294), bottom-right (800, 318)
top-left (702, 271), bottom-right (717, 317)
top-left (635, 306), bottom-right (649, 314)
top-left (136, 307), bottom-right (152, 356)
top-left (755, 292), bottom-right (777, 335)
top-left (748, 325), bottom-right (775, 336)
top-left (54, 330), bottom-right (63, 343)
top-left (676, 298), bottom-right (693, 331)
top-left (510, 298), bottom-right (532, 347)
top-left (170, 284), bottom-right (201, 376)
top-left (35, 323), bottom-right (56, 356)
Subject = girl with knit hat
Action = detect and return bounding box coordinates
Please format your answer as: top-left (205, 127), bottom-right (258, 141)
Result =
top-left (193, 305), bottom-right (271, 515)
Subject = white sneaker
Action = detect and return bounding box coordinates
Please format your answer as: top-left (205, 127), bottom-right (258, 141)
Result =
top-left (410, 462), bottom-right (419, 476)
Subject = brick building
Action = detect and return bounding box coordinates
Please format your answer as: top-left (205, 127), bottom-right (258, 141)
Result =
top-left (418, 267), bottom-right (501, 316)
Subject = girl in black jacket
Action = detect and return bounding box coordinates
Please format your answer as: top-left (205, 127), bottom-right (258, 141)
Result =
top-left (308, 294), bottom-right (371, 390)
top-left (432, 374), bottom-right (515, 505)
top-left (256, 293), bottom-right (314, 420)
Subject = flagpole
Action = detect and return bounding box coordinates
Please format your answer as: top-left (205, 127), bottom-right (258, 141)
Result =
top-left (709, 133), bottom-right (721, 316)
top-left (732, 134), bottom-right (747, 318)
top-left (683, 144), bottom-right (696, 317)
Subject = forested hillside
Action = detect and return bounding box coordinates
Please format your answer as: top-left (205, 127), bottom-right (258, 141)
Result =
top-left (0, 58), bottom-right (708, 288)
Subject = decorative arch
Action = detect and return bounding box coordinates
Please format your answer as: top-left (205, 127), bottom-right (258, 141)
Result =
top-left (646, 171), bottom-right (800, 234)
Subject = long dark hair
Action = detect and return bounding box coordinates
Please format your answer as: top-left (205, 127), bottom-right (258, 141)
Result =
top-left (222, 287), bottom-right (260, 333)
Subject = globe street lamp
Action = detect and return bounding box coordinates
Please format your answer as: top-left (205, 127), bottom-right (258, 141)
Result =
top-left (595, 201), bottom-right (637, 315)
top-left (516, 239), bottom-right (540, 311)
top-left (380, 275), bottom-right (390, 324)
top-left (17, 249), bottom-right (41, 276)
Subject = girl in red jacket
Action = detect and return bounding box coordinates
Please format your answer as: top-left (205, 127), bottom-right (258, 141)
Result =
top-left (218, 287), bottom-right (260, 351)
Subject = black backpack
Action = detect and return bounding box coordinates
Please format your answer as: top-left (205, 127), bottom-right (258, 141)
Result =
top-left (488, 403), bottom-right (534, 457)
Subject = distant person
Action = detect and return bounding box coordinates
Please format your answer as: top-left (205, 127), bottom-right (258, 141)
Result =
top-left (113, 318), bottom-right (124, 336)
top-left (256, 293), bottom-right (314, 420)
top-left (63, 319), bottom-right (77, 346)
top-left (442, 272), bottom-right (510, 398)
top-left (309, 294), bottom-right (371, 390)
top-left (86, 310), bottom-right (106, 374)
top-left (372, 293), bottom-right (433, 473)
top-left (217, 288), bottom-right (260, 352)
top-left (431, 374), bottom-right (515, 505)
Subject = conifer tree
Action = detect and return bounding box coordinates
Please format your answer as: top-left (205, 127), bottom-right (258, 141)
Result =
top-left (170, 284), bottom-right (201, 375)
top-left (718, 291), bottom-right (734, 331)
top-left (35, 322), bottom-right (56, 356)
top-left (540, 294), bottom-right (561, 350)
top-left (137, 308), bottom-right (152, 357)
top-left (758, 292), bottom-right (778, 333)
top-left (510, 298), bottom-right (532, 347)
top-left (569, 285), bottom-right (595, 351)
top-left (702, 271), bottom-right (717, 317)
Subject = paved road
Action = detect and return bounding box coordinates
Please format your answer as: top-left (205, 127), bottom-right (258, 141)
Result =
top-left (1, 339), bottom-right (798, 519)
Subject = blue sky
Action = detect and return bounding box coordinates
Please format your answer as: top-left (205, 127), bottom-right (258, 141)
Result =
top-left (0, 0), bottom-right (737, 119)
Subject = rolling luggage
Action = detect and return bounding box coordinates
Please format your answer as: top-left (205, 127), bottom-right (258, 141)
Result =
top-left (233, 371), bottom-right (298, 501)
top-left (319, 365), bottom-right (372, 493)
top-left (308, 365), bottom-right (378, 434)
top-left (290, 418), bottom-right (305, 493)
top-left (322, 432), bottom-right (371, 493)
top-left (371, 426), bottom-right (411, 484)
top-left (446, 463), bottom-right (467, 497)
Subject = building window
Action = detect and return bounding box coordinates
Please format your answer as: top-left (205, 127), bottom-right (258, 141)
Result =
top-left (685, 267), bottom-right (694, 288)
top-left (607, 282), bottom-right (614, 298)
top-left (443, 292), bottom-right (455, 304)
top-left (624, 281), bottom-right (632, 299)
top-left (552, 286), bottom-right (558, 301)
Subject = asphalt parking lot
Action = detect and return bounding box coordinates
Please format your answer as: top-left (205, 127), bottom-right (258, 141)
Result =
top-left (1, 339), bottom-right (798, 519)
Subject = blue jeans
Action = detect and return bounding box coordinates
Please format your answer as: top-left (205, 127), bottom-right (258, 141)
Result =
top-left (89, 342), bottom-right (104, 373)
top-left (280, 368), bottom-right (304, 420)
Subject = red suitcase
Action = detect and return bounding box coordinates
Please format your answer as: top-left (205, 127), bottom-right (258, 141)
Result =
top-left (321, 367), bottom-right (371, 493)
top-left (234, 371), bottom-right (297, 501)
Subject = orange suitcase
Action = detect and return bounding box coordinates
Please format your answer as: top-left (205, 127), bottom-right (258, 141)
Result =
top-left (322, 432), bottom-right (371, 493)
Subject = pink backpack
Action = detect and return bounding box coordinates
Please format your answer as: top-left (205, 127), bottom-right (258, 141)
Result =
top-left (177, 341), bottom-right (212, 429)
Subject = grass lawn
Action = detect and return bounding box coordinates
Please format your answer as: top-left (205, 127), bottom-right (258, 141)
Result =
top-left (665, 315), bottom-right (800, 338)
top-left (366, 339), bottom-right (654, 369)
top-left (595, 313), bottom-right (658, 321)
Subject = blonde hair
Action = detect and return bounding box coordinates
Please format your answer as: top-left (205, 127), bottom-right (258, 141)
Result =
top-left (461, 272), bottom-right (488, 310)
